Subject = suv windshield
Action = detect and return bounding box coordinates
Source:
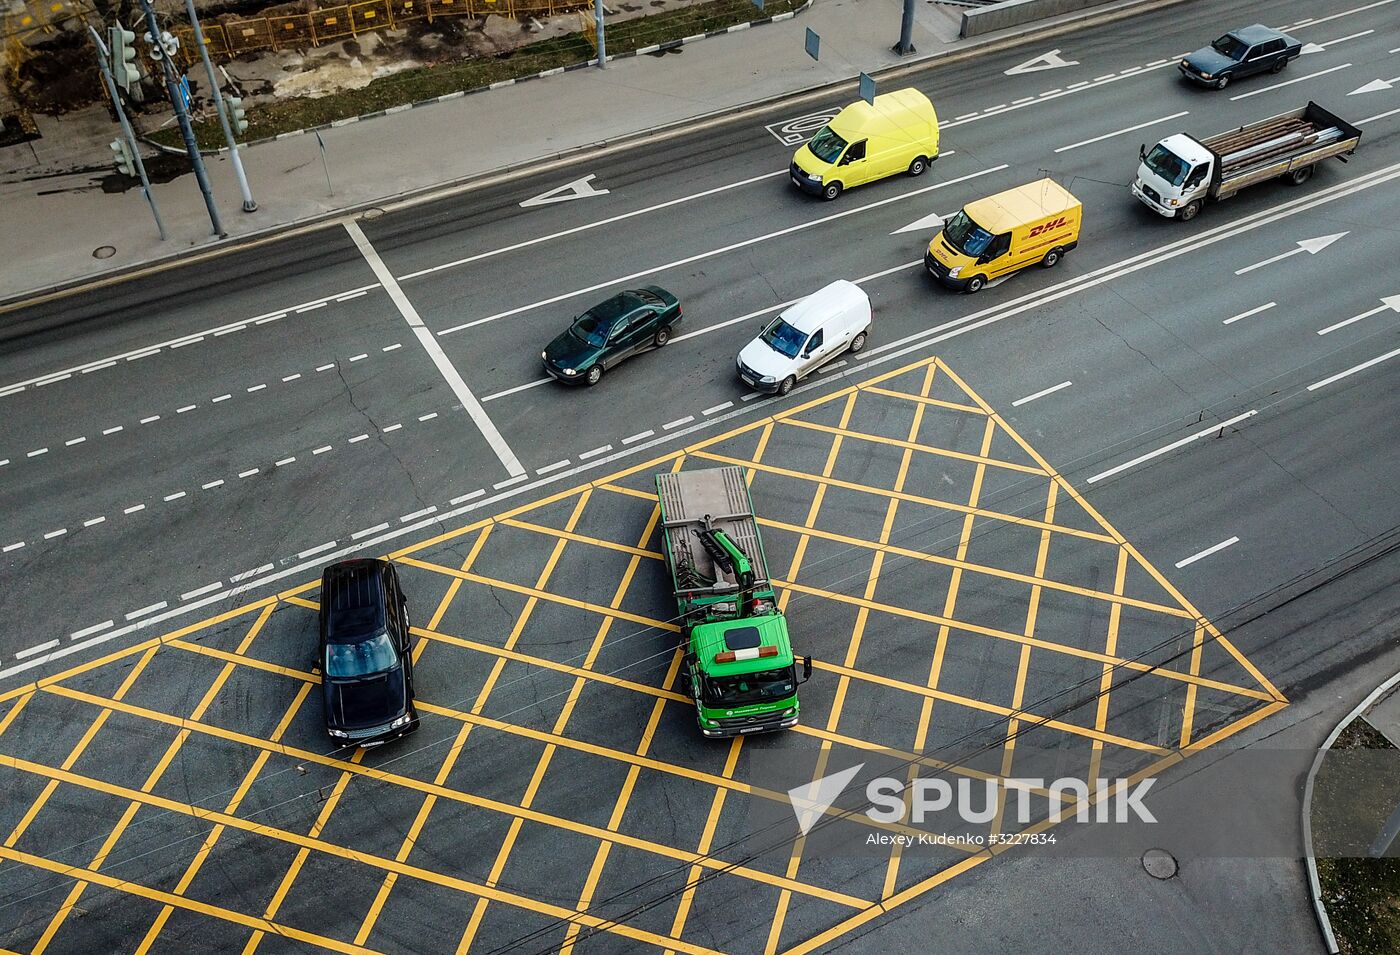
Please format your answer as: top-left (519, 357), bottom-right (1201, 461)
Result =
top-left (705, 667), bottom-right (796, 706)
top-left (570, 313), bottom-right (611, 348)
top-left (1143, 144), bottom-right (1190, 186)
top-left (941, 210), bottom-right (995, 257)
top-left (1211, 33), bottom-right (1248, 60)
top-left (326, 633), bottom-right (398, 678)
top-left (807, 126), bottom-right (848, 164)
top-left (760, 318), bottom-right (807, 359)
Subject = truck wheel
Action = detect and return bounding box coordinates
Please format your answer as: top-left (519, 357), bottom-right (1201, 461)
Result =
top-left (585, 364), bottom-right (603, 386)
top-left (849, 330), bottom-right (868, 354)
top-left (1177, 200), bottom-right (1202, 222)
top-left (654, 327), bottom-right (671, 348)
top-left (964, 275), bottom-right (987, 294)
top-left (1288, 165), bottom-right (1314, 185)
top-left (1040, 248), bottom-right (1062, 269)
top-left (1270, 58), bottom-right (1287, 74)
top-left (1214, 75), bottom-right (1230, 90)
top-left (907, 156), bottom-right (928, 177)
top-left (777, 376), bottom-right (796, 396)
top-left (822, 181), bottom-right (842, 201)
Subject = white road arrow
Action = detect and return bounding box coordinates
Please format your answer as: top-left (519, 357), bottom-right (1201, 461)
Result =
top-left (1004, 48), bottom-right (1079, 75)
top-left (1234, 232), bottom-right (1347, 275)
top-left (519, 173), bottom-right (610, 208)
top-left (1299, 42), bottom-right (1327, 55)
top-left (1318, 295), bottom-right (1400, 335)
top-left (1349, 76), bottom-right (1399, 95)
top-left (788, 763), bottom-right (864, 837)
top-left (892, 210), bottom-right (945, 235)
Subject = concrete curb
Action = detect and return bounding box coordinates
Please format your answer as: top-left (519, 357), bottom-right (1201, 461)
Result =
top-left (141, 2), bottom-right (813, 158)
top-left (4, 0), bottom-right (1192, 312)
top-left (1300, 669), bottom-right (1400, 954)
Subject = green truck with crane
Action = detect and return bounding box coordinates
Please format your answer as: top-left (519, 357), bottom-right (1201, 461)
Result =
top-left (655, 465), bottom-right (812, 738)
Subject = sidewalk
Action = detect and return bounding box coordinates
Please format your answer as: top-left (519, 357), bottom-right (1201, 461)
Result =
top-left (0, 0), bottom-right (1145, 304)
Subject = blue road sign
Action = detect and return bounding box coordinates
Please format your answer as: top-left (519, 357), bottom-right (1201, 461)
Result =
top-left (859, 72), bottom-right (876, 105)
top-left (804, 27), bottom-right (819, 61)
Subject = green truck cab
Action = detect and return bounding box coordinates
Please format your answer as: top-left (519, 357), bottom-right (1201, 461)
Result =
top-left (655, 466), bottom-right (813, 738)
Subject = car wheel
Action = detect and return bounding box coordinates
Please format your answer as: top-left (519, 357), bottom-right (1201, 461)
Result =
top-left (907, 156), bottom-right (928, 177)
top-left (822, 181), bottom-right (842, 201)
top-left (1040, 248), bottom-right (1061, 269)
top-left (777, 376), bottom-right (796, 396)
top-left (1177, 199), bottom-right (1202, 222)
top-left (1288, 164), bottom-right (1313, 185)
top-left (964, 275), bottom-right (986, 294)
top-left (1215, 75), bottom-right (1230, 90)
top-left (585, 364), bottom-right (603, 386)
top-left (849, 330), bottom-right (868, 354)
top-left (654, 327), bottom-right (671, 348)
top-left (1270, 58), bottom-right (1287, 74)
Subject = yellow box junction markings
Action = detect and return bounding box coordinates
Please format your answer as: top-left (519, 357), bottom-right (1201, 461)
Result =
top-left (0, 353), bottom-right (1285, 955)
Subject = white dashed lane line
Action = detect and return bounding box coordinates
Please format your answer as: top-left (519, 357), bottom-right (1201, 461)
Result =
top-left (3, 542), bottom-right (25, 553)
top-left (297, 541), bottom-right (338, 559)
top-left (125, 601), bottom-right (167, 621)
top-left (663, 416), bottom-right (694, 431)
top-left (70, 620), bottom-right (113, 641)
top-left (400, 506), bottom-right (438, 522)
top-left (623, 430), bottom-right (655, 444)
top-left (180, 582), bottom-right (223, 600)
top-left (537, 459), bottom-right (572, 475)
top-left (702, 402), bottom-right (733, 415)
top-left (494, 474), bottom-right (528, 490)
top-left (231, 564), bottom-right (273, 582)
top-left (353, 523), bottom-right (391, 540)
top-left (15, 641), bottom-right (58, 660)
top-left (450, 490), bottom-right (486, 505)
top-left (579, 444), bottom-right (613, 460)
top-left (83, 517), bottom-right (106, 527)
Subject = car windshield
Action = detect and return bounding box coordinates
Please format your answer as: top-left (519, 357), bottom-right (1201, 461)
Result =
top-left (807, 126), bottom-right (848, 164)
top-left (941, 209), bottom-right (995, 257)
top-left (326, 632), bottom-right (398, 678)
top-left (1211, 33), bottom-right (1248, 60)
top-left (570, 313), bottom-right (611, 348)
top-left (1143, 144), bottom-right (1190, 186)
top-left (760, 318), bottom-right (807, 359)
top-left (705, 667), bottom-right (796, 706)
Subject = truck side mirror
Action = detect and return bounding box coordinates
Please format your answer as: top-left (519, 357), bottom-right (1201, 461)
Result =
top-left (1139, 143), bottom-right (1146, 162)
top-left (684, 652), bottom-right (697, 669)
top-left (799, 656), bottom-right (813, 683)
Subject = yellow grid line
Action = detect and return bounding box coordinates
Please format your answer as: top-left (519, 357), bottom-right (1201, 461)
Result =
top-left (858, 384), bottom-right (986, 415)
top-left (779, 416), bottom-right (1048, 476)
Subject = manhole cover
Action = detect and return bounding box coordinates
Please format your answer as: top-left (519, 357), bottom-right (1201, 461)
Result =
top-left (92, 246), bottom-right (116, 259)
top-left (361, 207), bottom-right (385, 221)
top-left (1142, 848), bottom-right (1178, 879)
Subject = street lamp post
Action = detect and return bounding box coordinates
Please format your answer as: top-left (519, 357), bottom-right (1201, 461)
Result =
top-left (184, 0), bottom-right (256, 211)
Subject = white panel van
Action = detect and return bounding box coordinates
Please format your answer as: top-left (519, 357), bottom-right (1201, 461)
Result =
top-left (735, 280), bottom-right (871, 396)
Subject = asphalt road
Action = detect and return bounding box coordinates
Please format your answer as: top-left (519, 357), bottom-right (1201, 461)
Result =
top-left (2, 0), bottom-right (1400, 951)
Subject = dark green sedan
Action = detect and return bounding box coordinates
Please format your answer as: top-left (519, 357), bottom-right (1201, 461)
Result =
top-left (542, 286), bottom-right (682, 386)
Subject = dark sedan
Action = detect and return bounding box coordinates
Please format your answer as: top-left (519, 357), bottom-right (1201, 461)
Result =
top-left (318, 559), bottom-right (419, 747)
top-left (542, 286), bottom-right (681, 386)
top-left (1179, 24), bottom-right (1301, 90)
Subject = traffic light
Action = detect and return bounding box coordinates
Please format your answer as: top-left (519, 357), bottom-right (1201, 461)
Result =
top-left (108, 26), bottom-right (139, 93)
top-left (225, 94), bottom-right (248, 135)
top-left (109, 138), bottom-right (136, 176)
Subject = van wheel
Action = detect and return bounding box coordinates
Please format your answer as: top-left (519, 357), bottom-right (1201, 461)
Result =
top-left (1287, 165), bottom-right (1313, 185)
top-left (822, 181), bottom-right (842, 201)
top-left (585, 364), bottom-right (603, 386)
top-left (907, 156), bottom-right (928, 177)
top-left (654, 327), bottom-right (671, 348)
top-left (1040, 248), bottom-right (1061, 269)
top-left (849, 330), bottom-right (868, 354)
top-left (1177, 200), bottom-right (1202, 222)
top-left (964, 275), bottom-right (986, 294)
top-left (777, 376), bottom-right (796, 396)
top-left (1214, 75), bottom-right (1230, 90)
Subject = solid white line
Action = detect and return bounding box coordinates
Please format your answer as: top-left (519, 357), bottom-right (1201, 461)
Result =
top-left (537, 459), bottom-right (572, 475)
top-left (1223, 302), bottom-right (1276, 325)
top-left (140, 415), bottom-right (160, 424)
top-left (623, 430), bottom-right (655, 444)
top-left (176, 405), bottom-right (196, 414)
top-left (1317, 304), bottom-right (1386, 335)
top-left (579, 444), bottom-right (613, 459)
top-left (400, 506), bottom-right (438, 522)
top-left (1175, 537), bottom-right (1240, 568)
top-left (230, 564), bottom-right (273, 582)
top-left (283, 374), bottom-right (302, 382)
top-left (349, 434), bottom-right (369, 443)
top-left (103, 426), bottom-right (123, 434)
top-left (16, 641), bottom-right (59, 660)
top-left (2, 542), bottom-right (23, 553)
top-left (83, 517), bottom-right (106, 527)
top-left (202, 480), bottom-right (224, 489)
top-left (1360, 107), bottom-right (1400, 124)
top-left (483, 378), bottom-right (550, 401)
top-left (349, 353), bottom-right (368, 362)
top-left (1318, 29), bottom-right (1373, 46)
top-left (124, 504), bottom-right (145, 514)
top-left (65, 437), bottom-right (86, 446)
top-left (353, 522), bottom-right (391, 540)
top-left (239, 468), bottom-right (259, 478)
top-left (702, 402), bottom-right (733, 416)
top-left (345, 220), bottom-right (524, 478)
top-left (313, 446), bottom-right (333, 455)
top-left (1088, 411), bottom-right (1257, 484)
top-left (296, 302), bottom-right (327, 313)
top-left (1231, 63), bottom-right (1352, 100)
top-left (163, 492), bottom-right (186, 502)
top-left (436, 165), bottom-right (1007, 336)
top-left (1054, 111), bottom-right (1188, 153)
top-left (1012, 381), bottom-right (1072, 406)
top-left (125, 602), bottom-right (168, 621)
top-left (382, 424), bottom-right (402, 433)
top-left (663, 416), bottom-right (695, 430)
top-left (1307, 346), bottom-right (1400, 391)
top-left (396, 170), bottom-right (787, 282)
top-left (44, 529), bottom-right (67, 539)
top-left (212, 395), bottom-right (231, 403)
top-left (298, 541), bottom-right (337, 559)
top-left (450, 490), bottom-right (486, 505)
top-left (275, 457), bottom-right (296, 466)
top-left (70, 620), bottom-right (113, 640)
top-left (181, 582), bottom-right (223, 600)
top-left (418, 412), bottom-right (438, 422)
top-left (494, 474), bottom-right (528, 490)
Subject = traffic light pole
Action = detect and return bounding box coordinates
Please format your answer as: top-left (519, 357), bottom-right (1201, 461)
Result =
top-left (135, 0), bottom-right (224, 237)
top-left (184, 0), bottom-right (255, 212)
top-left (88, 25), bottom-right (166, 240)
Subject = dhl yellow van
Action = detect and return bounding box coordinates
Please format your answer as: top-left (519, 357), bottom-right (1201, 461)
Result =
top-left (924, 178), bottom-right (1082, 293)
top-left (790, 88), bottom-right (940, 201)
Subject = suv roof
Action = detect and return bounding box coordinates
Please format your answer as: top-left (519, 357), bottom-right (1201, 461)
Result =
top-left (322, 559), bottom-right (387, 643)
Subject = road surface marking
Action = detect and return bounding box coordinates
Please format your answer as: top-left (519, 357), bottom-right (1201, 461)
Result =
top-left (338, 290), bottom-right (369, 302)
top-left (247, 384), bottom-right (266, 392)
top-left (353, 523), bottom-right (390, 540)
top-left (383, 343), bottom-right (402, 352)
top-left (663, 416), bottom-right (695, 430)
top-left (282, 374), bottom-right (302, 382)
top-left (103, 426), bottom-right (124, 434)
top-left (70, 621), bottom-right (113, 640)
top-left (27, 448), bottom-right (47, 457)
top-left (816, 360), bottom-right (847, 375)
top-left (313, 446), bottom-right (333, 455)
top-left (2, 542), bottom-right (23, 552)
top-left (1005, 48), bottom-right (1079, 74)
top-left (1013, 97), bottom-right (1035, 104)
top-left (163, 492), bottom-right (186, 502)
top-left (297, 541), bottom-right (337, 559)
top-left (383, 424), bottom-right (402, 433)
top-left (537, 459), bottom-right (572, 475)
top-left (1176, 537), bottom-right (1239, 568)
top-left (1054, 111), bottom-right (1188, 152)
top-left (623, 430), bottom-right (655, 444)
top-left (519, 173), bottom-right (611, 208)
top-left (16, 641), bottom-right (58, 660)
top-left (65, 436), bottom-right (86, 445)
top-left (1307, 346), bottom-right (1400, 391)
top-left (484, 378), bottom-right (550, 401)
top-left (349, 435), bottom-right (369, 443)
top-left (124, 504), bottom-right (145, 514)
top-left (127, 348), bottom-right (161, 359)
top-left (579, 444), bottom-right (613, 460)
top-left (176, 405), bottom-right (195, 414)
top-left (1311, 30), bottom-right (1373, 48)
top-left (1088, 411), bottom-right (1257, 484)
top-left (1230, 63), bottom-right (1352, 100)
top-left (239, 469), bottom-right (259, 478)
top-left (1235, 233), bottom-right (1346, 274)
top-left (296, 302), bottom-right (327, 314)
top-left (1359, 106), bottom-right (1400, 124)
top-left (494, 474), bottom-right (528, 490)
top-left (400, 507), bottom-right (438, 522)
top-left (349, 353), bottom-right (368, 362)
top-left (125, 602), bottom-right (167, 621)
top-left (43, 529), bottom-right (67, 539)
top-left (202, 480), bottom-right (224, 490)
top-left (346, 220), bottom-right (524, 478)
top-left (275, 457), bottom-right (296, 467)
top-left (181, 583), bottom-right (222, 600)
top-left (212, 395), bottom-right (231, 403)
top-left (1223, 302), bottom-right (1276, 325)
top-left (140, 415), bottom-right (160, 424)
top-left (1012, 381), bottom-right (1072, 406)
top-left (418, 412), bottom-right (438, 422)
top-left (83, 517), bottom-right (105, 526)
top-left (741, 392), bottom-right (763, 401)
top-left (317, 363), bottom-right (335, 372)
top-left (702, 402), bottom-right (733, 416)
top-left (230, 565), bottom-right (272, 582)
top-left (212, 327), bottom-right (244, 337)
top-left (1317, 296), bottom-right (1400, 335)
top-left (450, 490), bottom-right (486, 505)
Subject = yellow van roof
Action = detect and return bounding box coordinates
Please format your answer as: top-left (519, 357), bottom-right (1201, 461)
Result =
top-left (964, 179), bottom-right (1080, 234)
top-left (829, 88), bottom-right (935, 142)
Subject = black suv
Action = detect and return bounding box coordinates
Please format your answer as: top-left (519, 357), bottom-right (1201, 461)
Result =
top-left (318, 559), bottom-right (419, 747)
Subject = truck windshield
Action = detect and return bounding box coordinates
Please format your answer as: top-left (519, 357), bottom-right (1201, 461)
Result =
top-left (326, 633), bottom-right (398, 678)
top-left (760, 318), bottom-right (806, 359)
top-left (1211, 33), bottom-right (1248, 60)
top-left (941, 210), bottom-right (995, 257)
top-left (705, 667), bottom-right (796, 706)
top-left (1142, 144), bottom-right (1190, 186)
top-left (806, 126), bottom-right (847, 164)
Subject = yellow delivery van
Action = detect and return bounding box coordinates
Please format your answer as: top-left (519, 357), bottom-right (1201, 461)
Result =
top-left (790, 88), bottom-right (940, 201)
top-left (924, 178), bottom-right (1082, 293)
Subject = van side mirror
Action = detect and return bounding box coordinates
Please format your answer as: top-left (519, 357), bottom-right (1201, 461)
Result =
top-left (1139, 143), bottom-right (1146, 162)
